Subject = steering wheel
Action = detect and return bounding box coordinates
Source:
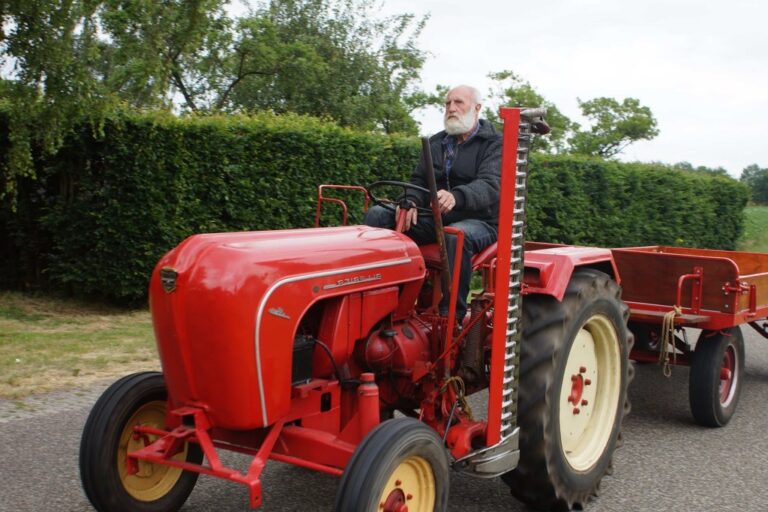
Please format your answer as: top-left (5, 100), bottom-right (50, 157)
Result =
top-left (367, 180), bottom-right (433, 215)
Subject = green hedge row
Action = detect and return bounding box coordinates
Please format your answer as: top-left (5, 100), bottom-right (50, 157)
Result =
top-left (526, 155), bottom-right (748, 250)
top-left (0, 111), bottom-right (748, 303)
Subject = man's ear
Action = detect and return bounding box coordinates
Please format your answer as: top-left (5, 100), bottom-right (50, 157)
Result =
top-left (475, 103), bottom-right (482, 112)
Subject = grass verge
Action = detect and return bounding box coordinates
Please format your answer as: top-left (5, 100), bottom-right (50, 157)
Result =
top-left (737, 205), bottom-right (768, 253)
top-left (0, 291), bottom-right (158, 398)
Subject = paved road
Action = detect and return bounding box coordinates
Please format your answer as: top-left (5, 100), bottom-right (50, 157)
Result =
top-left (2, 327), bottom-right (767, 512)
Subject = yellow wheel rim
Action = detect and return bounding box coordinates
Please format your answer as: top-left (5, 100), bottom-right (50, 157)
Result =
top-left (117, 400), bottom-right (187, 501)
top-left (558, 314), bottom-right (621, 472)
top-left (378, 456), bottom-right (436, 512)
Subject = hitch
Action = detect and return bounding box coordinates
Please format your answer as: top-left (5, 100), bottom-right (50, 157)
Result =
top-left (749, 320), bottom-right (768, 339)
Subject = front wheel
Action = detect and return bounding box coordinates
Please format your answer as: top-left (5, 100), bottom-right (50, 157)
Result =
top-left (334, 418), bottom-right (449, 512)
top-left (689, 328), bottom-right (744, 427)
top-left (79, 372), bottom-right (203, 512)
top-left (502, 269), bottom-right (633, 511)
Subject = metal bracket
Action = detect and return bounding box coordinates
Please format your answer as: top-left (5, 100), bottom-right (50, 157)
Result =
top-left (722, 281), bottom-right (750, 295)
top-left (452, 428), bottom-right (520, 478)
top-left (676, 266), bottom-right (703, 314)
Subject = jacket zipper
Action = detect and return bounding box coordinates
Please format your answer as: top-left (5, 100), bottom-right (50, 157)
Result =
top-left (447, 145), bottom-right (458, 190)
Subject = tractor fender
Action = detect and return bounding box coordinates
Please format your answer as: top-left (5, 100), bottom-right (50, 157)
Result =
top-left (523, 246), bottom-right (620, 301)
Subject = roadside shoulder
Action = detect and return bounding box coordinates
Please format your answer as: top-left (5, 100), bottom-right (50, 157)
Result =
top-left (0, 381), bottom-right (112, 423)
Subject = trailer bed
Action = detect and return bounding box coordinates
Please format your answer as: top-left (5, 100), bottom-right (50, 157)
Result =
top-left (612, 246), bottom-right (768, 330)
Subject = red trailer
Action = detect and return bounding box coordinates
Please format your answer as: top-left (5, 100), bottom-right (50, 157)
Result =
top-left (612, 245), bottom-right (768, 426)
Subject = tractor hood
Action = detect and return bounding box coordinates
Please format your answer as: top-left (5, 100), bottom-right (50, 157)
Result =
top-left (149, 226), bottom-right (425, 429)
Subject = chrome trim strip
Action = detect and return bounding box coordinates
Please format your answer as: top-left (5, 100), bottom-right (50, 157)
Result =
top-left (254, 257), bottom-right (413, 425)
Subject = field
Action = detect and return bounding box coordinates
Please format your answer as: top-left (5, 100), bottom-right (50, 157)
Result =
top-left (1, 205), bottom-right (765, 398)
top-left (738, 205), bottom-right (768, 253)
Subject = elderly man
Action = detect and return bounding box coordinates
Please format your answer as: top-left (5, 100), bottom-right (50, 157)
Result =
top-left (363, 85), bottom-right (502, 322)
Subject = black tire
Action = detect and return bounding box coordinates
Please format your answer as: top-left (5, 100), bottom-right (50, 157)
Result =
top-left (80, 372), bottom-right (203, 512)
top-left (334, 418), bottom-right (449, 512)
top-left (689, 328), bottom-right (745, 427)
top-left (502, 269), bottom-right (633, 511)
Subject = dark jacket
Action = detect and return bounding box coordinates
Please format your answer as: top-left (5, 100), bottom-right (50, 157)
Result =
top-left (406, 119), bottom-right (502, 226)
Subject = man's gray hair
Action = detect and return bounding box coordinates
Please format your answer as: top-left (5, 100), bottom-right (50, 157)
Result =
top-left (446, 85), bottom-right (483, 105)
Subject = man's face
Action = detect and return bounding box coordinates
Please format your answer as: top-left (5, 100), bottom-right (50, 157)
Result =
top-left (444, 88), bottom-right (480, 135)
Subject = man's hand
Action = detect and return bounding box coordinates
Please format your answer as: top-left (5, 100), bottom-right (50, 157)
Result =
top-left (437, 190), bottom-right (456, 214)
top-left (395, 203), bottom-right (419, 231)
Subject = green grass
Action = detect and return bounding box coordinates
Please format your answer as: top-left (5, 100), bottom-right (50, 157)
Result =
top-left (0, 291), bottom-right (158, 398)
top-left (737, 205), bottom-right (768, 253)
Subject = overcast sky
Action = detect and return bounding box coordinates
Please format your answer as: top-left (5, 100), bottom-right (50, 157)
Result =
top-left (379, 0), bottom-right (767, 177)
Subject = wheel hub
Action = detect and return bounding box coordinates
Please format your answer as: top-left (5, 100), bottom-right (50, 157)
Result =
top-left (559, 314), bottom-right (621, 471)
top-left (567, 368), bottom-right (592, 414)
top-left (378, 456), bottom-right (434, 512)
top-left (719, 346), bottom-right (737, 405)
top-left (118, 401), bottom-right (187, 501)
top-left (381, 487), bottom-right (408, 512)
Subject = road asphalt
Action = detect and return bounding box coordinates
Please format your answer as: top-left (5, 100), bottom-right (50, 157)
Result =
top-left (1, 326), bottom-right (767, 511)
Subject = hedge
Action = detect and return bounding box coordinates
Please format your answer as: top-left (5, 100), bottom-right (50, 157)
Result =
top-left (0, 110), bottom-right (749, 303)
top-left (526, 155), bottom-right (747, 250)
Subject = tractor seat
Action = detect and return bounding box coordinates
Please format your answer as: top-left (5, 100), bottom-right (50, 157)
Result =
top-left (420, 242), bottom-right (498, 271)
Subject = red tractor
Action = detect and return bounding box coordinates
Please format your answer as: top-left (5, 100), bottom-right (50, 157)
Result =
top-left (80, 107), bottom-right (635, 511)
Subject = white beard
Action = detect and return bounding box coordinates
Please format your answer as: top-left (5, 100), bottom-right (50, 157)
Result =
top-left (444, 109), bottom-right (477, 135)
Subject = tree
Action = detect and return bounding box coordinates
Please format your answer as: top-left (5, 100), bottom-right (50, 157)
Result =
top-left (741, 164), bottom-right (768, 203)
top-left (95, 0), bottom-right (229, 111)
top-left (569, 97), bottom-right (659, 158)
top-left (0, 0), bottom-right (427, 200)
top-left (217, 0), bottom-right (427, 134)
top-left (1, 0), bottom-right (105, 199)
top-left (484, 70), bottom-right (576, 153)
top-left (0, 0), bottom-right (227, 201)
top-left (483, 72), bottom-right (659, 158)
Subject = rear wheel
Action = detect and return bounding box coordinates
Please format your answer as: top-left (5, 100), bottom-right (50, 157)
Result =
top-left (80, 372), bottom-right (202, 512)
top-left (689, 328), bottom-right (744, 427)
top-left (502, 269), bottom-right (633, 511)
top-left (334, 417), bottom-right (449, 512)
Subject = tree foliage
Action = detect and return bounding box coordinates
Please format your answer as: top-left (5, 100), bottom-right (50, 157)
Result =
top-left (484, 71), bottom-right (575, 153)
top-left (671, 161), bottom-right (729, 176)
top-left (95, 0), bottom-right (229, 110)
top-left (569, 97), bottom-right (659, 157)
top-left (215, 0), bottom-right (427, 133)
top-left (741, 164), bottom-right (768, 204)
top-left (485, 71), bottom-right (659, 158)
top-left (0, 0), bottom-right (427, 200)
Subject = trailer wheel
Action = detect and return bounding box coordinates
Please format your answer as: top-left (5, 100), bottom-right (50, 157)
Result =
top-left (689, 328), bottom-right (744, 427)
top-left (334, 417), bottom-right (449, 512)
top-left (502, 269), bottom-right (632, 511)
top-left (80, 372), bottom-right (202, 512)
